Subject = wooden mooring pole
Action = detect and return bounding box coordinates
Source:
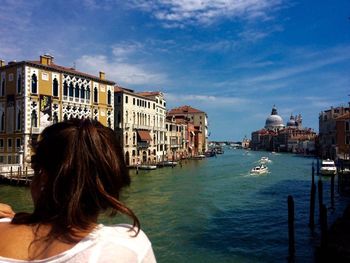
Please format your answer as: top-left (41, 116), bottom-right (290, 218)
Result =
top-left (331, 173), bottom-right (335, 209)
top-left (318, 180), bottom-right (323, 220)
top-left (320, 204), bottom-right (328, 249)
top-left (288, 195), bottom-right (295, 262)
top-left (309, 163), bottom-right (316, 229)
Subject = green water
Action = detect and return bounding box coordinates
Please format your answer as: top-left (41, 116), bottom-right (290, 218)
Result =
top-left (0, 149), bottom-right (348, 262)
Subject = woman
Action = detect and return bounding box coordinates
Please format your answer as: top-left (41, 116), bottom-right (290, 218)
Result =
top-left (0, 119), bottom-right (156, 262)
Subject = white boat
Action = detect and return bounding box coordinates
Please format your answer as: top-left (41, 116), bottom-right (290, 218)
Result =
top-left (250, 164), bottom-right (269, 174)
top-left (158, 161), bottom-right (178, 167)
top-left (320, 159), bottom-right (337, 175)
top-left (138, 165), bottom-right (157, 170)
top-left (259, 157), bottom-right (271, 164)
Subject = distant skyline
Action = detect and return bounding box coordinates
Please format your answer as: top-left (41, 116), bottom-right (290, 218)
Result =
top-left (1, 0), bottom-right (350, 140)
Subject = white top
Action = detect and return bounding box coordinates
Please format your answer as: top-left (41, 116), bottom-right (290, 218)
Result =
top-left (0, 219), bottom-right (156, 263)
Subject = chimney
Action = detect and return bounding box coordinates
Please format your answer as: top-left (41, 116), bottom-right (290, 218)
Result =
top-left (99, 71), bottom-right (105, 80)
top-left (40, 54), bottom-right (54, 65)
top-left (0, 60), bottom-right (5, 67)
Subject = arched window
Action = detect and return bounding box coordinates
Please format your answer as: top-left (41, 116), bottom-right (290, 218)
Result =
top-left (133, 112), bottom-right (135, 124)
top-left (81, 85), bottom-right (85, 99)
top-left (86, 86), bottom-right (90, 100)
top-left (133, 133), bottom-right (136, 145)
top-left (53, 112), bottom-right (58, 124)
top-left (16, 110), bottom-right (21, 130)
top-left (117, 111), bottom-right (121, 126)
top-left (125, 111), bottom-right (128, 123)
top-left (94, 87), bottom-right (98, 103)
top-left (53, 78), bottom-right (58, 97)
top-left (31, 74), bottom-right (37, 94)
top-left (1, 79), bottom-right (5, 96)
top-left (107, 118), bottom-right (111, 128)
top-left (63, 81), bottom-right (68, 96)
top-left (31, 110), bottom-right (38, 127)
top-left (125, 133), bottom-right (128, 144)
top-left (1, 112), bottom-right (4, 131)
top-left (63, 114), bottom-right (68, 121)
top-left (69, 83), bottom-right (74, 97)
top-left (75, 84), bottom-right (79, 98)
top-left (107, 90), bottom-right (111, 105)
top-left (17, 74), bottom-right (22, 94)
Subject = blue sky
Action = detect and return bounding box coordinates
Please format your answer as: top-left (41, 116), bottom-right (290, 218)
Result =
top-left (1, 0), bottom-right (350, 140)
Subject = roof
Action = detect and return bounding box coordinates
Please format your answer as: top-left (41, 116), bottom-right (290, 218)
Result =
top-left (336, 112), bottom-right (350, 121)
top-left (168, 105), bottom-right (205, 115)
top-left (136, 91), bottom-right (162, 97)
top-left (1, 60), bottom-right (115, 85)
top-left (114, 86), bottom-right (156, 101)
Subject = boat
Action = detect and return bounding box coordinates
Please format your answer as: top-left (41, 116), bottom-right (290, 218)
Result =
top-left (320, 159), bottom-right (337, 175)
top-left (158, 161), bottom-right (178, 167)
top-left (205, 150), bottom-right (216, 157)
top-left (138, 165), bottom-right (157, 170)
top-left (190, 155), bottom-right (206, 160)
top-left (259, 157), bottom-right (271, 164)
top-left (250, 164), bottom-right (269, 174)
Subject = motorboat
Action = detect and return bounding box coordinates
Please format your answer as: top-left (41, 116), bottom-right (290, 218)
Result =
top-left (158, 161), bottom-right (178, 167)
top-left (250, 164), bottom-right (269, 174)
top-left (190, 155), bottom-right (206, 160)
top-left (259, 157), bottom-right (271, 164)
top-left (138, 165), bottom-right (157, 170)
top-left (320, 159), bottom-right (337, 175)
top-left (205, 150), bottom-right (216, 157)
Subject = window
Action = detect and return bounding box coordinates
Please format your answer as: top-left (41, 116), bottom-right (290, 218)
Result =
top-left (7, 138), bottom-right (12, 148)
top-left (69, 83), bottom-right (74, 97)
top-left (133, 98), bottom-right (135, 105)
top-left (31, 74), bottom-right (37, 94)
top-left (81, 85), bottom-right (85, 99)
top-left (148, 102), bottom-right (150, 108)
top-left (53, 112), bottom-right (58, 124)
top-left (108, 90), bottom-right (112, 105)
top-left (346, 121), bottom-right (350, 131)
top-left (16, 138), bottom-right (21, 148)
top-left (94, 87), bottom-right (98, 103)
top-left (346, 135), bottom-right (350, 145)
top-left (31, 110), bottom-right (38, 127)
top-left (0, 139), bottom-right (3, 148)
top-left (63, 81), bottom-right (68, 96)
top-left (16, 110), bottom-right (21, 130)
top-left (0, 156), bottom-right (3, 164)
top-left (107, 118), bottom-right (111, 128)
top-left (86, 86), bottom-right (90, 100)
top-left (17, 74), bottom-right (22, 94)
top-left (1, 79), bottom-right (5, 96)
top-left (153, 103), bottom-right (155, 109)
top-left (125, 96), bottom-right (128, 103)
top-left (0, 112), bottom-right (4, 131)
top-left (53, 78), bottom-right (59, 97)
top-left (75, 84), bottom-right (79, 98)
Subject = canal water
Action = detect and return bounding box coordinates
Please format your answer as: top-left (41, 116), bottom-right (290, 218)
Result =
top-left (0, 149), bottom-right (349, 262)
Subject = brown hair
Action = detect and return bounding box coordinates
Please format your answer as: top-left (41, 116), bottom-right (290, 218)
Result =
top-left (12, 118), bottom-right (139, 243)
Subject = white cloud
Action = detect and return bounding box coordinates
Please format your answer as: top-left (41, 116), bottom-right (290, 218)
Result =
top-left (129, 0), bottom-right (283, 26)
top-left (76, 55), bottom-right (167, 86)
top-left (165, 93), bottom-right (250, 110)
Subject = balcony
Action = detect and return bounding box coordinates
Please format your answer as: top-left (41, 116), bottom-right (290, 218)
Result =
top-left (137, 142), bottom-right (150, 148)
top-left (133, 124), bottom-right (152, 130)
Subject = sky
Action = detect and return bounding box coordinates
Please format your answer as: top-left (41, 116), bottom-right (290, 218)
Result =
top-left (1, 0), bottom-right (350, 141)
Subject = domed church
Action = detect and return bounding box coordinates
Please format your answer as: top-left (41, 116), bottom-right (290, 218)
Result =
top-left (264, 105), bottom-right (285, 131)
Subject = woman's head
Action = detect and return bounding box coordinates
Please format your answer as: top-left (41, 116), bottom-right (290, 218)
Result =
top-left (13, 118), bottom-right (139, 238)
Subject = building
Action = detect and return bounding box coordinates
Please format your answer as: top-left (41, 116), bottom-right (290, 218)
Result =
top-left (114, 87), bottom-right (167, 166)
top-left (165, 116), bottom-right (187, 160)
top-left (0, 55), bottom-right (114, 165)
top-left (251, 105), bottom-right (316, 153)
top-left (319, 106), bottom-right (350, 159)
top-left (167, 105), bottom-right (208, 153)
top-left (335, 112), bottom-right (350, 160)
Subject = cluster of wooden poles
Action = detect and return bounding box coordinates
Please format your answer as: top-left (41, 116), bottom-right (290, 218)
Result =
top-left (287, 161), bottom-right (338, 262)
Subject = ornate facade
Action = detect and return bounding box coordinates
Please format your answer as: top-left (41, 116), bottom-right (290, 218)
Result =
top-left (0, 54), bottom-right (114, 165)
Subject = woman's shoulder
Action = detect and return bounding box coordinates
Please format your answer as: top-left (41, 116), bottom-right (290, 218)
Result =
top-left (92, 224), bottom-right (153, 258)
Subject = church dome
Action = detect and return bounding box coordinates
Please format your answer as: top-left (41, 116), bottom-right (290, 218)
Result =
top-left (265, 106), bottom-right (284, 130)
top-left (287, 114), bottom-right (296, 127)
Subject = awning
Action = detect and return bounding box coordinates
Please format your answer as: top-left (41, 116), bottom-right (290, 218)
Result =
top-left (137, 130), bottom-right (152, 141)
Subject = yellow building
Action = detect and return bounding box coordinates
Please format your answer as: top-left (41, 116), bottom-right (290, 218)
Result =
top-left (0, 54), bottom-right (115, 166)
